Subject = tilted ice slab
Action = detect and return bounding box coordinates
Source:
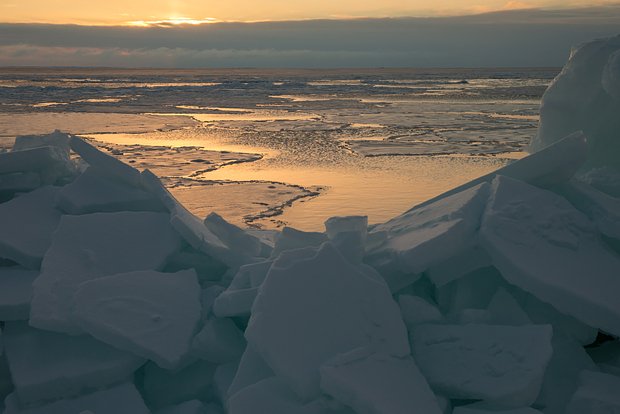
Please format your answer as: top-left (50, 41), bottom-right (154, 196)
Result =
top-left (142, 170), bottom-right (244, 268)
top-left (245, 242), bottom-right (410, 400)
top-left (411, 324), bottom-right (553, 407)
top-left (2, 322), bottom-right (144, 405)
top-left (2, 382), bottom-right (150, 414)
top-left (73, 269), bottom-right (201, 370)
top-left (0, 146), bottom-right (70, 178)
top-left (30, 211), bottom-right (182, 334)
top-left (0, 186), bottom-right (61, 269)
top-left (320, 347), bottom-right (442, 414)
top-left (480, 175), bottom-right (620, 336)
top-left (566, 370), bottom-right (620, 413)
top-left (56, 166), bottom-right (162, 214)
top-left (367, 182), bottom-right (489, 279)
top-left (0, 267), bottom-right (38, 321)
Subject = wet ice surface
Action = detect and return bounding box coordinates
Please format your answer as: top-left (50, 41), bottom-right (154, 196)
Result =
top-left (0, 67), bottom-right (556, 230)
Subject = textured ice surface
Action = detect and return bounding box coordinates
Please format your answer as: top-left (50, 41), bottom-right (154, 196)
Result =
top-left (566, 371), bottom-right (620, 413)
top-left (320, 347), bottom-right (442, 414)
top-left (368, 182), bottom-right (489, 280)
top-left (73, 269), bottom-right (201, 369)
top-left (480, 175), bottom-right (620, 336)
top-left (245, 242), bottom-right (409, 400)
top-left (411, 324), bottom-right (553, 406)
top-left (2, 322), bottom-right (144, 405)
top-left (0, 267), bottom-right (38, 321)
top-left (533, 34), bottom-right (620, 168)
top-left (2, 383), bottom-right (150, 414)
top-left (30, 211), bottom-right (182, 334)
top-left (56, 166), bottom-right (162, 214)
top-left (0, 186), bottom-right (61, 269)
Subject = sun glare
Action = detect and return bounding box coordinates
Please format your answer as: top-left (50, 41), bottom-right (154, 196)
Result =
top-left (127, 16), bottom-right (218, 27)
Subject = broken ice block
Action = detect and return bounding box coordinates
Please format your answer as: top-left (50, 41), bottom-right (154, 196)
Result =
top-left (480, 175), bottom-right (620, 336)
top-left (228, 345), bottom-right (274, 399)
top-left (270, 227), bottom-right (328, 258)
top-left (73, 269), bottom-right (201, 370)
top-left (191, 318), bottom-right (246, 363)
top-left (0, 186), bottom-right (61, 269)
top-left (228, 377), bottom-right (307, 414)
top-left (566, 370), bottom-right (620, 413)
top-left (411, 324), bottom-right (553, 407)
top-left (0, 267), bottom-right (38, 321)
top-left (2, 382), bottom-right (150, 414)
top-left (2, 322), bottom-right (144, 405)
top-left (205, 212), bottom-right (270, 258)
top-left (320, 347), bottom-right (442, 414)
top-left (397, 295), bottom-right (443, 327)
top-left (245, 242), bottom-right (409, 400)
top-left (367, 182), bottom-right (489, 277)
top-left (30, 211), bottom-right (182, 334)
top-left (56, 166), bottom-right (162, 214)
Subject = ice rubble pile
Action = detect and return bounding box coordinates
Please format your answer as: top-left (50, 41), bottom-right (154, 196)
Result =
top-left (0, 36), bottom-right (620, 414)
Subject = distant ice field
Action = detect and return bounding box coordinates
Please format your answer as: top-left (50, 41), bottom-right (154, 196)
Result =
top-left (0, 67), bottom-right (558, 230)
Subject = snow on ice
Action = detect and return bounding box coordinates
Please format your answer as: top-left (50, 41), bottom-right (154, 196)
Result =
top-left (0, 34), bottom-right (619, 414)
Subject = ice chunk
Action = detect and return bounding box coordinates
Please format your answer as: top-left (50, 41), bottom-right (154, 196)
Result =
top-left (228, 377), bottom-right (307, 414)
top-left (2, 322), bottom-right (144, 405)
top-left (30, 211), bottom-right (182, 334)
top-left (73, 269), bottom-right (201, 369)
top-left (0, 172), bottom-right (40, 196)
top-left (245, 242), bottom-right (409, 400)
top-left (367, 182), bottom-right (489, 279)
top-left (141, 360), bottom-right (216, 409)
top-left (486, 288), bottom-right (531, 326)
top-left (228, 345), bottom-right (274, 399)
top-left (425, 245), bottom-right (492, 287)
top-left (411, 324), bottom-right (553, 406)
top-left (205, 212), bottom-right (270, 258)
top-left (12, 130), bottom-right (70, 153)
top-left (70, 136), bottom-right (143, 187)
top-left (165, 248), bottom-right (228, 284)
top-left (155, 400), bottom-right (208, 414)
top-left (453, 406), bottom-right (542, 414)
top-left (0, 146), bottom-right (70, 179)
top-left (56, 167), bottom-right (162, 214)
top-left (0, 186), bottom-right (61, 269)
top-left (213, 360), bottom-right (239, 404)
top-left (0, 267), bottom-right (38, 321)
top-left (2, 383), bottom-right (150, 414)
top-left (566, 370), bottom-right (620, 413)
top-left (142, 170), bottom-right (241, 268)
top-left (324, 215), bottom-right (368, 240)
top-left (212, 288), bottom-right (258, 318)
top-left (536, 336), bottom-right (598, 414)
top-left (320, 347), bottom-right (442, 414)
top-left (532, 35), bottom-right (620, 168)
top-left (480, 175), bottom-right (620, 336)
top-left (191, 318), bottom-right (246, 363)
top-left (270, 227), bottom-right (328, 258)
top-left (397, 295), bottom-right (443, 327)
top-left (560, 179), bottom-right (620, 240)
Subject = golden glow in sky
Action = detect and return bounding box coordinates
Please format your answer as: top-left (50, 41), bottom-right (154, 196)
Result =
top-left (1, 0), bottom-right (619, 25)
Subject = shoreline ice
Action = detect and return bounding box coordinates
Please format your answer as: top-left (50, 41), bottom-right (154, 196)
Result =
top-left (0, 35), bottom-right (619, 413)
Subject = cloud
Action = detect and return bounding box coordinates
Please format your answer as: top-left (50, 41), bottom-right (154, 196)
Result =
top-left (0, 7), bottom-right (619, 67)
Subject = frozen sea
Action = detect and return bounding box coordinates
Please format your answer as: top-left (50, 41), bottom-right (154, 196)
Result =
top-left (0, 67), bottom-right (559, 230)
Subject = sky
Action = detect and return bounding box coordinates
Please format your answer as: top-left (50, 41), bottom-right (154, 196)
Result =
top-left (0, 1), bottom-right (619, 67)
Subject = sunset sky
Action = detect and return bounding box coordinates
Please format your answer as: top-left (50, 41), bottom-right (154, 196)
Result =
top-left (1, 1), bottom-right (619, 67)
top-left (2, 0), bottom-right (620, 24)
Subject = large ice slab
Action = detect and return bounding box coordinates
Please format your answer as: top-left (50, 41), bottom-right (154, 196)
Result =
top-left (0, 146), bottom-right (69, 179)
top-left (480, 175), bottom-right (620, 336)
top-left (245, 242), bottom-right (409, 400)
top-left (2, 322), bottom-right (144, 405)
top-left (270, 227), bottom-right (328, 258)
top-left (367, 182), bottom-right (489, 279)
top-left (566, 370), bottom-right (620, 413)
top-left (56, 166), bottom-right (162, 214)
top-left (0, 186), bottom-right (61, 269)
top-left (2, 383), bottom-right (150, 414)
top-left (73, 269), bottom-right (201, 369)
top-left (227, 345), bottom-right (274, 399)
top-left (532, 35), bottom-right (620, 168)
top-left (30, 211), bottom-right (182, 334)
top-left (70, 136), bottom-right (143, 187)
top-left (411, 324), bottom-right (553, 406)
top-left (0, 267), bottom-right (38, 321)
top-left (320, 347), bottom-right (442, 414)
top-left (205, 212), bottom-right (269, 258)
